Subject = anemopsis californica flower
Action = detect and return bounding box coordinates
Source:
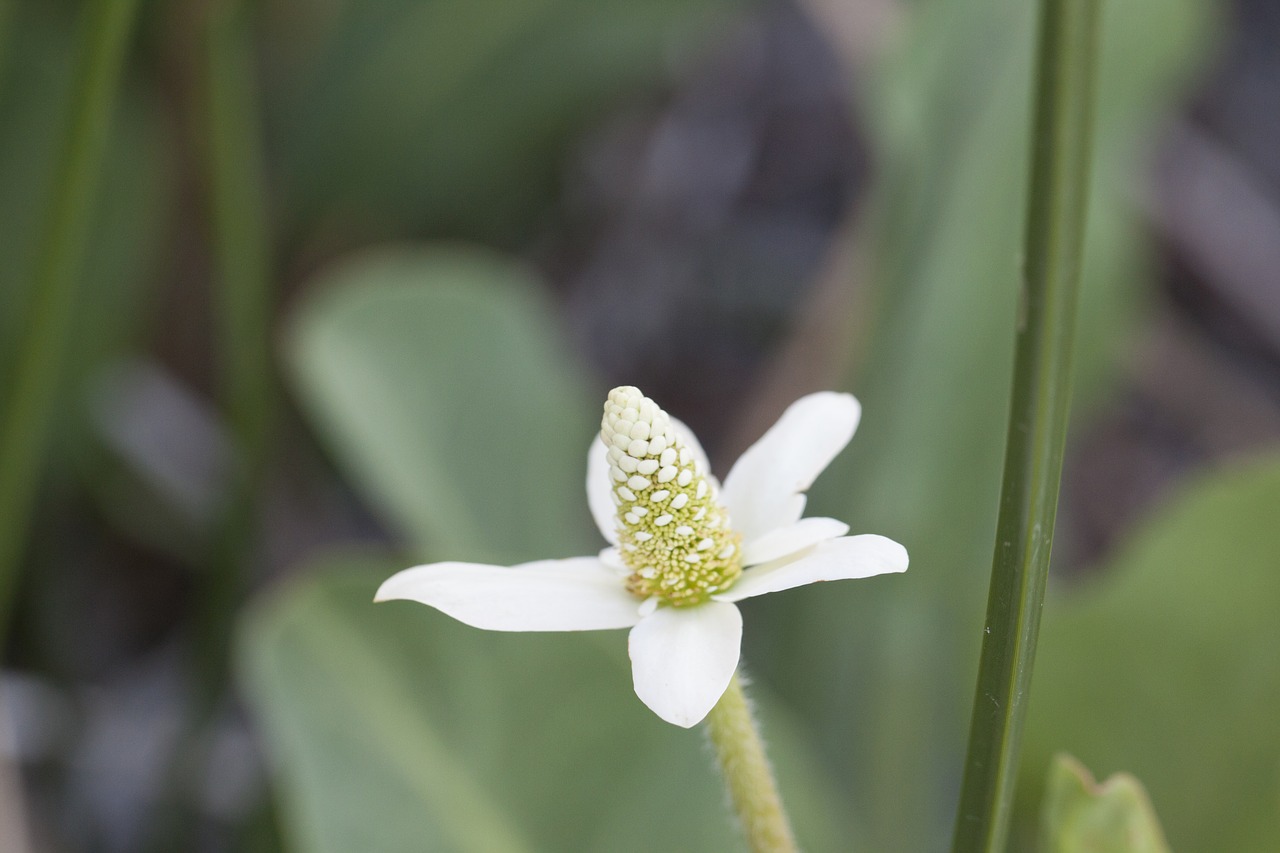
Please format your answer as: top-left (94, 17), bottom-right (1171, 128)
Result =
top-left (376, 387), bottom-right (908, 727)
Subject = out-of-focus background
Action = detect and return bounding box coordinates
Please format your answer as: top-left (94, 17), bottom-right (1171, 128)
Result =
top-left (1, 0), bottom-right (1277, 851)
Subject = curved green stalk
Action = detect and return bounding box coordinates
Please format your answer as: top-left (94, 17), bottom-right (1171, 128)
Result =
top-left (951, 1), bottom-right (1101, 851)
top-left (0, 0), bottom-right (140, 645)
top-left (706, 672), bottom-right (798, 853)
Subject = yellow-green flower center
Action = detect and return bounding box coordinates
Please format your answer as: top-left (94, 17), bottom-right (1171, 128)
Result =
top-left (601, 387), bottom-right (742, 606)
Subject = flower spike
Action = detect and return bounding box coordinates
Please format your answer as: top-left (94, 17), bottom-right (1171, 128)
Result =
top-left (600, 386), bottom-right (741, 606)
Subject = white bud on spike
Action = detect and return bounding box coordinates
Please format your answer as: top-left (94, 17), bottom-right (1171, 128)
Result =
top-left (598, 386), bottom-right (742, 606)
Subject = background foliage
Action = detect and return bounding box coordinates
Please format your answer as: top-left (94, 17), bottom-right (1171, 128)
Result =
top-left (1, 0), bottom-right (1277, 851)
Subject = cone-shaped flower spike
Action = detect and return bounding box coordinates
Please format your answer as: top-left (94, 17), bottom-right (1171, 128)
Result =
top-left (377, 387), bottom-right (908, 727)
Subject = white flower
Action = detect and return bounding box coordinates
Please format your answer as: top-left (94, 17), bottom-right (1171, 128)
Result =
top-left (376, 387), bottom-right (908, 727)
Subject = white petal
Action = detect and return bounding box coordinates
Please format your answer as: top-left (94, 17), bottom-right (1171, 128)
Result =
top-left (587, 439), bottom-right (619, 545)
top-left (375, 557), bottom-right (642, 631)
top-left (598, 546), bottom-right (629, 575)
top-left (720, 392), bottom-right (861, 542)
top-left (628, 601), bottom-right (742, 727)
top-left (714, 534), bottom-right (907, 602)
top-left (741, 516), bottom-right (849, 566)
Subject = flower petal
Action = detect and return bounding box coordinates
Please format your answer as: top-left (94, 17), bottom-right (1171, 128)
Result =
top-left (587, 439), bottom-right (620, 545)
top-left (720, 392), bottom-right (861, 542)
top-left (714, 534), bottom-right (907, 602)
top-left (628, 600), bottom-right (742, 727)
top-left (375, 557), bottom-right (642, 631)
top-left (598, 546), bottom-right (629, 575)
top-left (741, 516), bottom-right (849, 566)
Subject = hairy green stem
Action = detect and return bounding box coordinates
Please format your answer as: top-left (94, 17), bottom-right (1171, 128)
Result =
top-left (706, 673), bottom-right (798, 853)
top-left (950, 1), bottom-right (1101, 851)
top-left (0, 0), bottom-right (140, 646)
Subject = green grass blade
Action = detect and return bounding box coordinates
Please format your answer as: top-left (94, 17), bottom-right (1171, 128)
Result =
top-left (0, 0), bottom-right (141, 644)
top-left (951, 1), bottom-right (1102, 850)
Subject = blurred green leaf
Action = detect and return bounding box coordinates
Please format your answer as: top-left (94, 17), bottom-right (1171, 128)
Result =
top-left (0, 3), bottom-right (173, 447)
top-left (1038, 755), bottom-right (1170, 853)
top-left (264, 0), bottom-right (735, 243)
top-left (746, 0), bottom-right (1219, 848)
top-left (1019, 454), bottom-right (1280, 853)
top-left (240, 557), bottom-right (853, 852)
top-left (286, 246), bottom-right (598, 564)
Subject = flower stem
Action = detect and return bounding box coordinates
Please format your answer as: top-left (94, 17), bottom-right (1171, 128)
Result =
top-left (705, 673), bottom-right (798, 853)
top-left (951, 1), bottom-right (1101, 852)
top-left (0, 0), bottom-right (140, 646)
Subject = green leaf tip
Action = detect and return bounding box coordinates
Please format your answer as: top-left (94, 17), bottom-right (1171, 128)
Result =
top-left (1039, 754), bottom-right (1171, 853)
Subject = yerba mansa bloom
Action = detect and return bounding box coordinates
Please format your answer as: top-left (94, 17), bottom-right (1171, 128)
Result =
top-left (376, 387), bottom-right (908, 727)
